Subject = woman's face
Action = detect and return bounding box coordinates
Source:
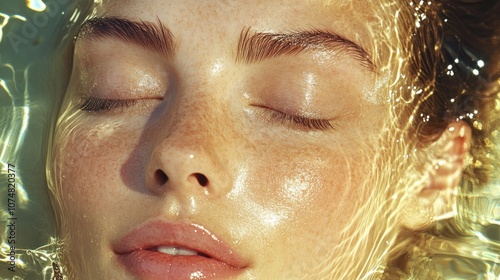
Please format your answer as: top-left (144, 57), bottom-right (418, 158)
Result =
top-left (53, 0), bottom-right (400, 279)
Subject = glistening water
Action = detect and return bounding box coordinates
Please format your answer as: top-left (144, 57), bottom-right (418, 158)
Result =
top-left (1, 0), bottom-right (499, 279)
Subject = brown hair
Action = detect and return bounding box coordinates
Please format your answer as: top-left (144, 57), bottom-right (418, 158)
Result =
top-left (386, 0), bottom-right (500, 278)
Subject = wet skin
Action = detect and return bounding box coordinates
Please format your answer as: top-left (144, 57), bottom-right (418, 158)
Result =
top-left (52, 0), bottom-right (400, 279)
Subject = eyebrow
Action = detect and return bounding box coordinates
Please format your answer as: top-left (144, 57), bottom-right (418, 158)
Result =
top-left (236, 28), bottom-right (376, 71)
top-left (76, 17), bottom-right (175, 57)
top-left (76, 17), bottom-right (375, 71)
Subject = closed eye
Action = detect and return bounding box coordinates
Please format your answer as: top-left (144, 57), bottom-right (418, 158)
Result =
top-left (77, 97), bottom-right (162, 113)
top-left (255, 106), bottom-right (335, 131)
top-left (77, 98), bottom-right (138, 112)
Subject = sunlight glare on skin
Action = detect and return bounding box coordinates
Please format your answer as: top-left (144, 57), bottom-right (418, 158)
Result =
top-left (210, 59), bottom-right (224, 77)
top-left (302, 72), bottom-right (317, 111)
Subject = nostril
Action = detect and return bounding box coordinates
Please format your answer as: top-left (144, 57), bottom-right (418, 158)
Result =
top-left (194, 173), bottom-right (209, 187)
top-left (154, 169), bottom-right (168, 185)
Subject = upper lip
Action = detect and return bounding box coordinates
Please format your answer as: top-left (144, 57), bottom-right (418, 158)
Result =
top-left (112, 220), bottom-right (248, 268)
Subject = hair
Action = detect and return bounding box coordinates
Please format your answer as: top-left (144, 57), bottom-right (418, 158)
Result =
top-left (385, 0), bottom-right (500, 278)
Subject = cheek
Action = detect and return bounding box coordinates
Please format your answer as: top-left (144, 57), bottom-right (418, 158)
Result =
top-left (54, 121), bottom-right (141, 220)
top-left (231, 138), bottom-right (378, 273)
top-left (253, 157), bottom-right (360, 216)
top-left (242, 140), bottom-right (376, 238)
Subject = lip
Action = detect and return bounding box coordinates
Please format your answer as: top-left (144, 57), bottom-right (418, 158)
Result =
top-left (113, 220), bottom-right (248, 279)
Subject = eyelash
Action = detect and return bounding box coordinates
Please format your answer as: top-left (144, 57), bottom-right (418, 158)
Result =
top-left (266, 109), bottom-right (334, 131)
top-left (78, 98), bottom-right (334, 130)
top-left (77, 98), bottom-right (138, 112)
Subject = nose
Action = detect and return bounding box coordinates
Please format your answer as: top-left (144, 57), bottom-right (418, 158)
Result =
top-left (145, 126), bottom-right (229, 198)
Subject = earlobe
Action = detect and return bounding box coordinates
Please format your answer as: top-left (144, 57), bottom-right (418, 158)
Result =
top-left (402, 121), bottom-right (472, 229)
top-left (424, 121), bottom-right (471, 193)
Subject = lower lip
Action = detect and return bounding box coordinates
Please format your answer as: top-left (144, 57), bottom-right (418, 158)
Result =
top-left (116, 250), bottom-right (244, 280)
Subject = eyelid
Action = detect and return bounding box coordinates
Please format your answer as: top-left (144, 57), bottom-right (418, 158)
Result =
top-left (253, 105), bottom-right (335, 131)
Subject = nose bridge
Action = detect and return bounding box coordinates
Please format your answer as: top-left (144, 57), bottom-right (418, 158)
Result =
top-left (166, 93), bottom-right (222, 161)
top-left (164, 70), bottom-right (234, 157)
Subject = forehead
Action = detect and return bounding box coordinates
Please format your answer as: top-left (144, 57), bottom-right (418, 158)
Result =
top-left (97, 0), bottom-right (386, 40)
top-left (94, 0), bottom-right (399, 74)
top-left (95, 0), bottom-right (398, 72)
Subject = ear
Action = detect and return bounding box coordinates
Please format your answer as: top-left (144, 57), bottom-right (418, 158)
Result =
top-left (401, 121), bottom-right (472, 230)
